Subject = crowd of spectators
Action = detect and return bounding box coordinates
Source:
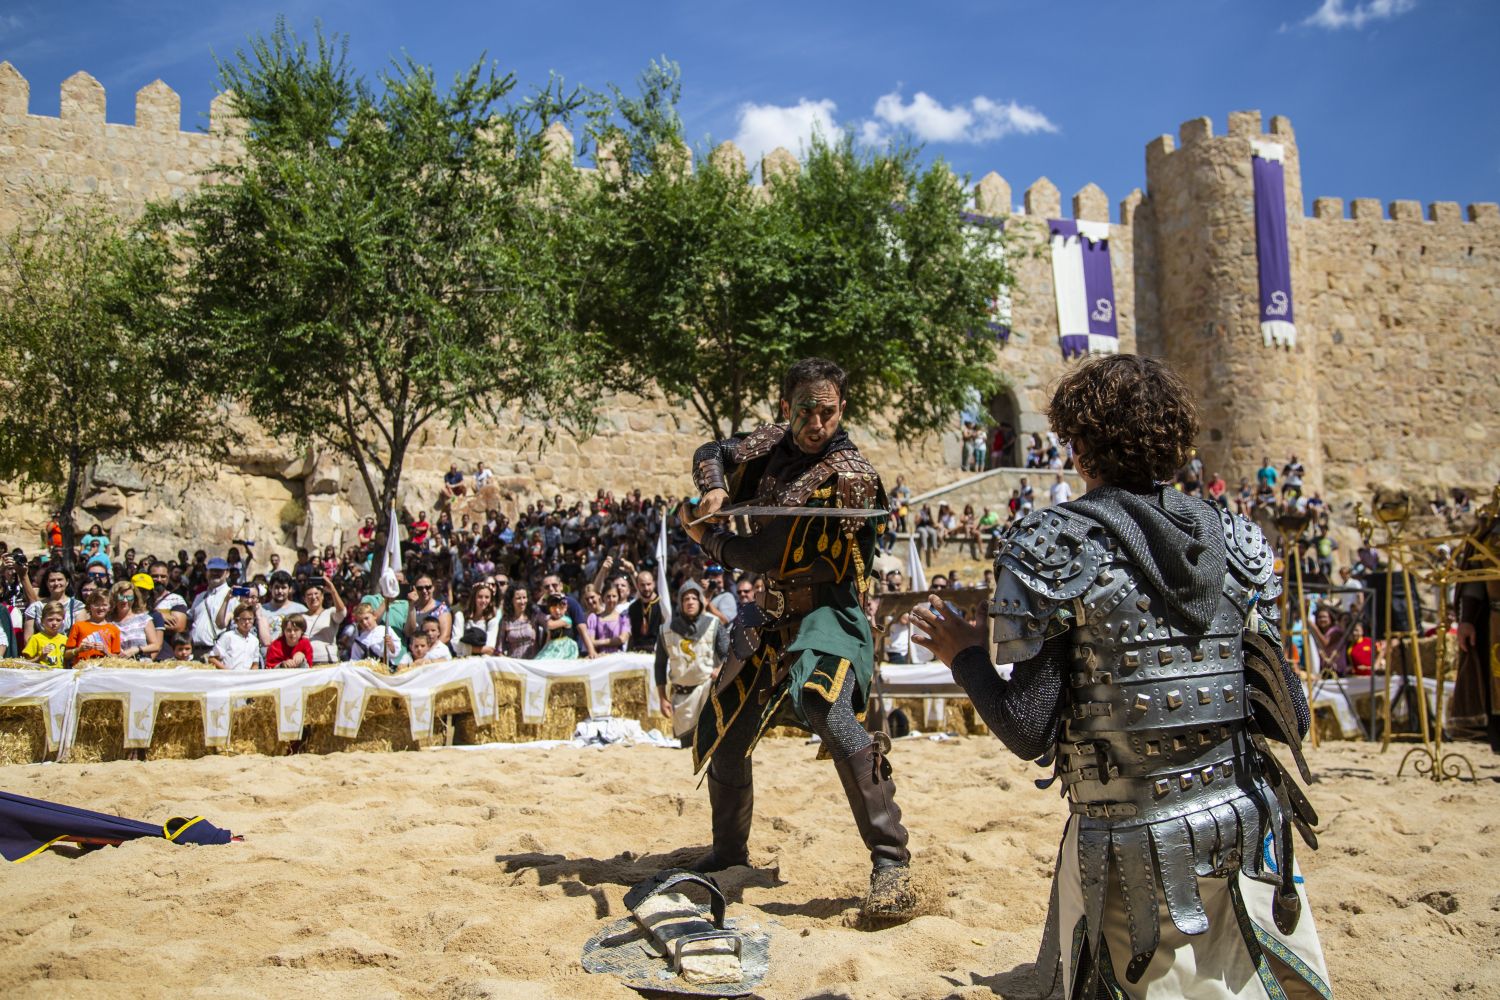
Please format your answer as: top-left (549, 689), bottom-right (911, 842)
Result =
top-left (2, 489), bottom-right (692, 671)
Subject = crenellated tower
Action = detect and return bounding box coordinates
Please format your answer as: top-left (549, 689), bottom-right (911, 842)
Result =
top-left (1142, 111), bottom-right (1320, 492)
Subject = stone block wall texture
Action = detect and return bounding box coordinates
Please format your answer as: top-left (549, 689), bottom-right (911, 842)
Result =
top-left (0, 61), bottom-right (1495, 562)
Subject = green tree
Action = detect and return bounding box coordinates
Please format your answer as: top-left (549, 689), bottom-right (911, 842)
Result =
top-left (568, 62), bottom-right (1012, 441)
top-left (0, 196), bottom-right (222, 567)
top-left (166, 24), bottom-right (611, 524)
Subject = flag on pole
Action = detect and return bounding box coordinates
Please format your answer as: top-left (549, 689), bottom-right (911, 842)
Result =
top-left (656, 504), bottom-right (673, 625)
top-left (905, 535), bottom-right (933, 664)
top-left (378, 508), bottom-right (403, 600)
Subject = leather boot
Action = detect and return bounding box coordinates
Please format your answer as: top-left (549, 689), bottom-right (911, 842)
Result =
top-left (690, 769), bottom-right (753, 872)
top-left (835, 740), bottom-right (916, 920)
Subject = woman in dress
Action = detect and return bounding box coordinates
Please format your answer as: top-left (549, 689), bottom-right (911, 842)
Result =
top-left (108, 580), bottom-right (161, 659)
top-left (584, 584), bottom-right (629, 655)
top-left (453, 582), bottom-right (502, 657)
top-left (299, 578), bottom-right (347, 664)
top-left (499, 585), bottom-right (541, 659)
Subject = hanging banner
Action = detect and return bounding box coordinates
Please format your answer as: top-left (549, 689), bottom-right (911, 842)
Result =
top-left (1252, 140), bottom-right (1296, 348)
top-left (1049, 219), bottom-right (1119, 359)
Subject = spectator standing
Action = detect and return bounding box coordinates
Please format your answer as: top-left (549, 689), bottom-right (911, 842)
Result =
top-left (627, 570), bottom-right (664, 652)
top-left (1282, 454), bottom-right (1305, 501)
top-left (538, 573), bottom-right (595, 657)
top-left (1018, 477), bottom-right (1035, 513)
top-left (147, 562), bottom-right (189, 640)
top-left (702, 564), bottom-right (738, 625)
top-left (189, 557), bottom-right (234, 659)
top-left (500, 585), bottom-right (541, 658)
top-left (264, 614), bottom-right (314, 668)
top-left (405, 574), bottom-right (452, 646)
top-left (1048, 473), bottom-right (1072, 507)
top-left (299, 577), bottom-right (347, 663)
top-left (22, 567), bottom-right (84, 644)
top-left (66, 590), bottom-right (120, 666)
top-left (22, 602), bottom-right (67, 668)
top-left (453, 582), bottom-right (501, 657)
top-left (1256, 456), bottom-right (1278, 492)
top-left (536, 593), bottom-right (580, 658)
top-left (109, 581), bottom-right (161, 660)
top-left (347, 599), bottom-right (408, 667)
top-left (262, 571), bottom-right (308, 640)
top-left (584, 585), bottom-right (630, 654)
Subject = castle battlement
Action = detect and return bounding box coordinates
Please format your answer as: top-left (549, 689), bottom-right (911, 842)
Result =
top-left (0, 62), bottom-right (240, 136)
top-left (1310, 195), bottom-right (1499, 224)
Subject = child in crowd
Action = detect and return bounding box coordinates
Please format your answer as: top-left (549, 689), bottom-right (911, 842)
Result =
top-left (264, 613), bottom-right (314, 668)
top-left (419, 617), bottom-right (452, 661)
top-left (347, 599), bottom-right (408, 669)
top-left (170, 635), bottom-right (195, 661)
top-left (409, 632), bottom-right (436, 664)
top-left (209, 601), bottom-right (263, 670)
top-left (65, 590), bottom-right (121, 666)
top-left (536, 593), bottom-right (579, 659)
top-left (22, 601), bottom-right (67, 668)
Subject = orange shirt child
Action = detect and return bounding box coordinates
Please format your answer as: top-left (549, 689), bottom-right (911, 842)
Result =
top-left (67, 620), bottom-right (122, 662)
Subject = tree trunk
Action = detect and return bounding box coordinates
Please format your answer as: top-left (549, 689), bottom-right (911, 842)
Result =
top-left (57, 444), bottom-right (83, 576)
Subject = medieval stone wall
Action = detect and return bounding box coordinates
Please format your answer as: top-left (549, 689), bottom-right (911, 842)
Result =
top-left (0, 59), bottom-right (1495, 562)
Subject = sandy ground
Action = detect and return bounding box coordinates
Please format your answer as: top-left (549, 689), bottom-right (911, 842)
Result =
top-left (1, 736), bottom-right (1498, 999)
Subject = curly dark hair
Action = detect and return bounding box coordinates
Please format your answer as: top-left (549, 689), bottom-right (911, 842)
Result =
top-left (1046, 355), bottom-right (1198, 490)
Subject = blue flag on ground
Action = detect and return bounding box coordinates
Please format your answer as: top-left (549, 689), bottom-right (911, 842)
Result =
top-left (0, 790), bottom-right (233, 863)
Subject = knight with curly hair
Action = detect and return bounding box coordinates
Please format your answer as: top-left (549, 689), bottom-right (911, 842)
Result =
top-left (914, 355), bottom-right (1333, 998)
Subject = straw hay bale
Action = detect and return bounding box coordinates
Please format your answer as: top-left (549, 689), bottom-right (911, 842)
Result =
top-left (302, 694), bottom-right (423, 754)
top-left (609, 674), bottom-right (670, 732)
top-left (1, 658), bottom-right (40, 671)
top-left (0, 705), bottom-right (48, 765)
top-left (455, 678), bottom-right (523, 745)
top-left (69, 699), bottom-right (128, 762)
top-left (454, 677), bottom-right (593, 744)
top-left (145, 701), bottom-right (208, 760)
top-left (224, 696), bottom-right (287, 756)
top-left (433, 686), bottom-right (475, 719)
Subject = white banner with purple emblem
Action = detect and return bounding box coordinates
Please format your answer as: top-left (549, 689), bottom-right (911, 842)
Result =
top-left (1048, 219), bottom-right (1119, 359)
top-left (1252, 141), bottom-right (1296, 348)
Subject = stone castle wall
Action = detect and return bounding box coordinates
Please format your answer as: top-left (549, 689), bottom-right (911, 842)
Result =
top-left (0, 62), bottom-right (1496, 562)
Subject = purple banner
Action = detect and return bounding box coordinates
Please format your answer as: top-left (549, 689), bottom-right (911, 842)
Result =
top-left (1253, 146), bottom-right (1296, 347)
top-left (1050, 219), bottom-right (1118, 360)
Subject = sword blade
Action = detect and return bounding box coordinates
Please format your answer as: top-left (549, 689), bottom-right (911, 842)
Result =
top-left (689, 504), bottom-right (890, 526)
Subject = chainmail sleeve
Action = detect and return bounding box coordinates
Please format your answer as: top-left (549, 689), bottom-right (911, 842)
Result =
top-left (950, 635), bottom-right (1067, 762)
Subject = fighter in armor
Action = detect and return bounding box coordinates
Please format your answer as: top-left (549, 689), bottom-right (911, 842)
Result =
top-left (677, 357), bottom-right (916, 921)
top-left (913, 356), bottom-right (1332, 998)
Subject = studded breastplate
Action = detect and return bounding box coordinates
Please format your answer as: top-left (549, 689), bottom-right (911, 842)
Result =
top-left (989, 502), bottom-right (1315, 973)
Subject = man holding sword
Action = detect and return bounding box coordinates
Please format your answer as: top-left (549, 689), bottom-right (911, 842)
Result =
top-left (676, 357), bottom-right (917, 922)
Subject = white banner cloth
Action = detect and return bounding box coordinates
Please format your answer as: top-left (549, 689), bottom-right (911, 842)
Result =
top-left (0, 652), bottom-right (657, 760)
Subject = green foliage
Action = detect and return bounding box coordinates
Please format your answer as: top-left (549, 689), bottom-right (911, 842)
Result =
top-left (0, 195), bottom-right (224, 556)
top-left (567, 62), bottom-right (1012, 441)
top-left (165, 21), bottom-right (614, 519)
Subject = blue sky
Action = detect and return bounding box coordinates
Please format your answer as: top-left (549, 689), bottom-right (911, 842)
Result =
top-left (2, 0), bottom-right (1496, 218)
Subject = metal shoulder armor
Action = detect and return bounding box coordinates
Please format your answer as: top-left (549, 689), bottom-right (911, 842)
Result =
top-left (1220, 508), bottom-right (1279, 622)
top-left (989, 508), bottom-right (1105, 662)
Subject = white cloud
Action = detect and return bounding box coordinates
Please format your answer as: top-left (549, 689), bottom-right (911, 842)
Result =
top-left (731, 98), bottom-right (839, 173)
top-left (1302, 0), bottom-right (1416, 30)
top-left (728, 90), bottom-right (1056, 171)
top-left (865, 91), bottom-right (1057, 145)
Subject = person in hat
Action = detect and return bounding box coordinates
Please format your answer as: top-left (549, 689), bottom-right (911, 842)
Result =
top-left (700, 564), bottom-right (738, 625)
top-left (655, 581), bottom-right (731, 743)
top-left (189, 557), bottom-right (235, 659)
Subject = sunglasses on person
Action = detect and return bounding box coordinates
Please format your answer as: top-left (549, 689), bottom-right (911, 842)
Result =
top-left (89, 573), bottom-right (110, 582)
top-left (416, 584), bottom-right (433, 592)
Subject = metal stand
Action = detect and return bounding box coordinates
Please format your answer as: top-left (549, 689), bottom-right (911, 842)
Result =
top-left (1357, 486), bottom-right (1500, 782)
